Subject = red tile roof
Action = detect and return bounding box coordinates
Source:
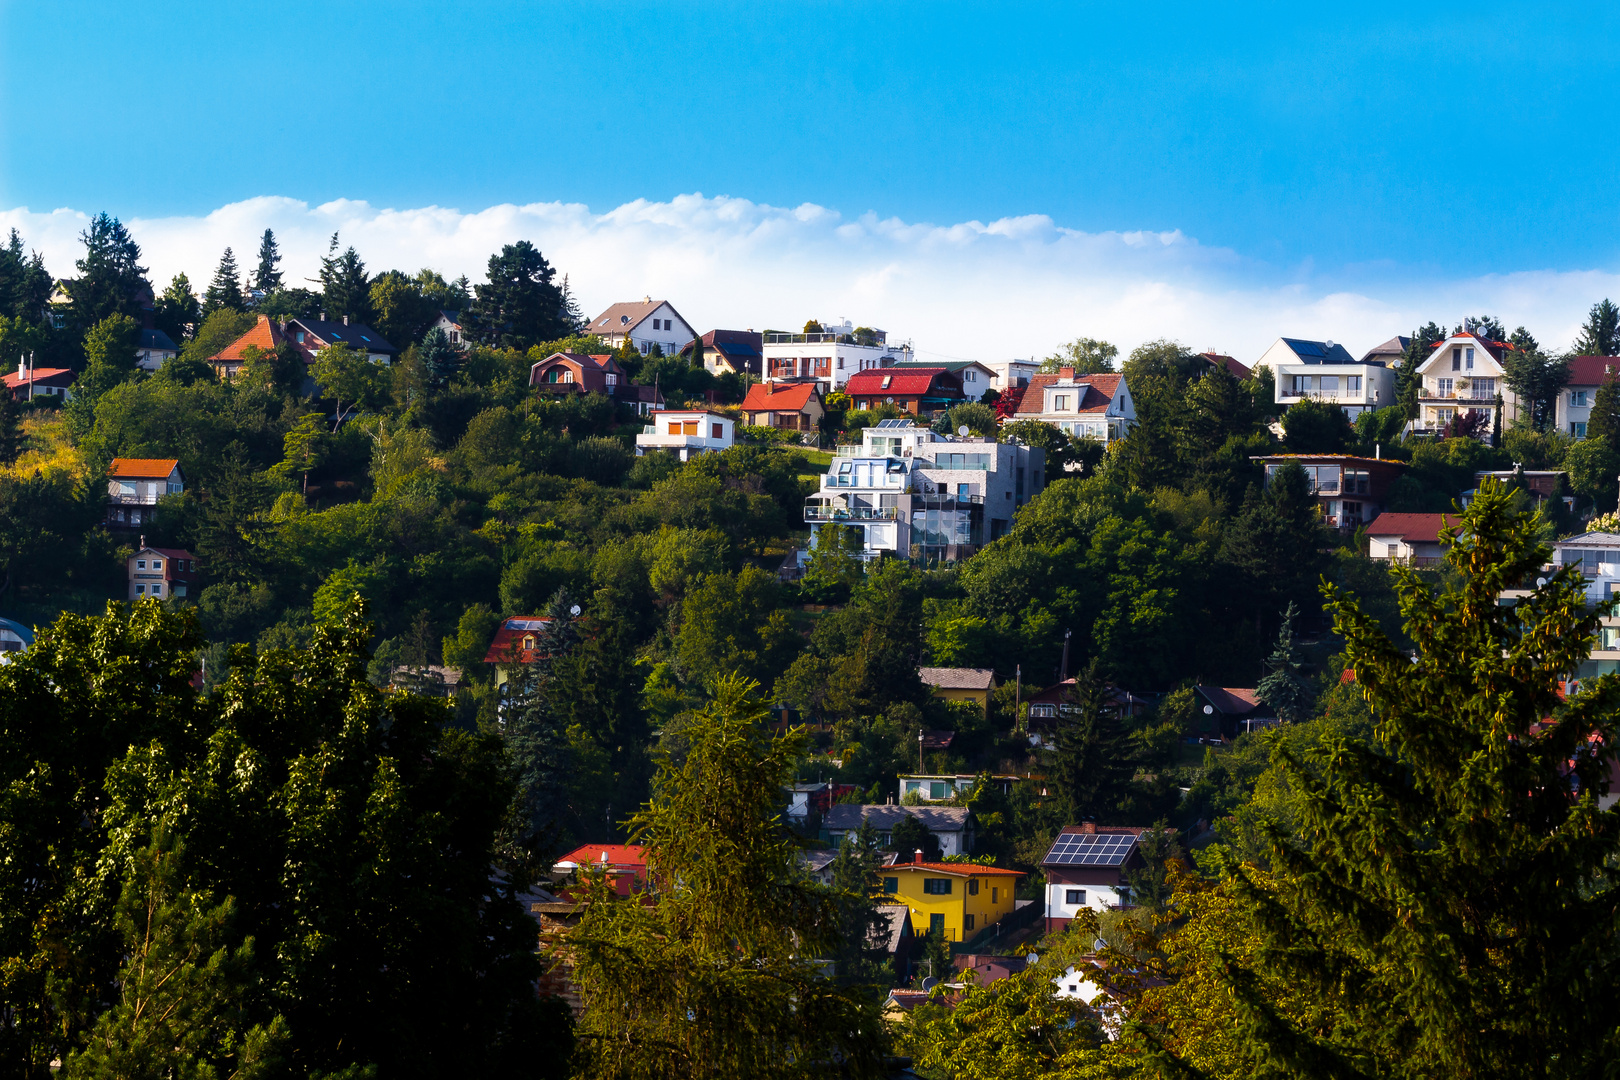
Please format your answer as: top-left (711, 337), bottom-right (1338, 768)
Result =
top-left (1364, 512), bottom-right (1453, 545)
top-left (483, 615), bottom-right (554, 665)
top-left (1199, 686), bottom-right (1260, 714)
top-left (554, 844), bottom-right (646, 869)
top-left (843, 367), bottom-right (951, 396)
top-left (742, 382), bottom-right (818, 412)
top-left (2, 366), bottom-right (73, 390)
top-left (1014, 373), bottom-right (1123, 416)
top-left (108, 458), bottom-right (180, 479)
top-left (1565, 356), bottom-right (1620, 386)
top-left (1201, 352), bottom-right (1250, 378)
top-left (209, 315), bottom-right (284, 362)
top-left (893, 861), bottom-right (1024, 877)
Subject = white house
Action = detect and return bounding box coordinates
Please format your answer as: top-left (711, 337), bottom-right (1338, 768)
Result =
top-left (760, 320), bottom-right (914, 392)
top-left (106, 458), bottom-right (184, 529)
top-left (982, 358), bottom-right (1040, 391)
top-left (429, 310), bottom-right (465, 347)
top-left (1363, 512), bottom-right (1451, 565)
top-left (1008, 369), bottom-right (1135, 446)
top-left (1411, 330), bottom-right (1518, 435)
top-left (634, 409), bottom-right (735, 461)
top-left (1556, 355), bottom-right (1619, 437)
top-left (585, 298), bottom-right (696, 356)
top-left (137, 328), bottom-right (180, 371)
top-left (1261, 337), bottom-right (1397, 419)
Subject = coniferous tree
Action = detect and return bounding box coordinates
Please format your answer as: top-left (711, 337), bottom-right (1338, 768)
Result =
top-left (418, 326), bottom-right (461, 388)
top-left (0, 229), bottom-right (51, 322)
top-left (827, 819), bottom-right (894, 988)
top-left (1396, 321), bottom-right (1446, 419)
top-left (202, 248), bottom-right (246, 315)
top-left (252, 228), bottom-right (282, 294)
top-left (462, 241), bottom-right (569, 351)
top-left (1574, 298), bottom-right (1620, 356)
top-left (66, 212), bottom-right (148, 328)
top-left (0, 393), bottom-right (27, 466)
top-left (1222, 460), bottom-right (1329, 631)
top-left (154, 272), bottom-right (201, 343)
top-left (1198, 482), bottom-right (1620, 1078)
top-left (318, 235), bottom-right (373, 325)
top-left (502, 588), bottom-right (581, 868)
top-left (1500, 326), bottom-right (1569, 431)
top-left (1587, 371), bottom-right (1620, 454)
top-left (1255, 601), bottom-right (1311, 724)
top-left (1050, 659), bottom-right (1133, 825)
top-left (559, 272), bottom-right (585, 332)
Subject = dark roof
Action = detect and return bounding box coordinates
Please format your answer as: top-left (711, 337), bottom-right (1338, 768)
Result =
top-left (1197, 686), bottom-right (1261, 716)
top-left (1042, 831), bottom-right (1139, 868)
top-left (687, 329), bottom-right (762, 357)
top-left (1281, 338), bottom-right (1357, 364)
top-left (1565, 356), bottom-right (1620, 386)
top-left (1361, 335), bottom-right (1410, 362)
top-left (139, 327), bottom-right (179, 352)
top-left (822, 804), bottom-right (971, 833)
top-left (1198, 352), bottom-right (1251, 378)
top-left (287, 318), bottom-right (398, 355)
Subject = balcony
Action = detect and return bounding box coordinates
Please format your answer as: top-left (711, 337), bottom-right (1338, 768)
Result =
top-left (764, 331), bottom-right (886, 346)
top-left (805, 504), bottom-right (901, 522)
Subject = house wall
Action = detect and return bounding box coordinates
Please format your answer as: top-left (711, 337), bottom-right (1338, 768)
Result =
top-left (1274, 363), bottom-right (1397, 417)
top-left (601, 304), bottom-right (694, 355)
top-left (879, 868), bottom-right (1017, 941)
top-left (1044, 865), bottom-right (1131, 931)
top-left (1415, 337), bottom-right (1519, 432)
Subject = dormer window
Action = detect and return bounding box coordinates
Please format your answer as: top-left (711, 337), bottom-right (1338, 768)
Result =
top-left (1053, 394), bottom-right (1070, 411)
top-left (522, 635), bottom-right (536, 651)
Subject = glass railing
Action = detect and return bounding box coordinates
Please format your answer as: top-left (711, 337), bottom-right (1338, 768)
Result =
top-left (805, 505), bottom-right (901, 521)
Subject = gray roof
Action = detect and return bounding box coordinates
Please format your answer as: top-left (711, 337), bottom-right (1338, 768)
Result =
top-left (800, 849), bottom-right (838, 873)
top-left (872, 905), bottom-right (913, 952)
top-left (823, 804), bottom-right (971, 833)
top-left (1360, 335), bottom-right (1409, 363)
top-left (919, 666), bottom-right (995, 690)
top-left (139, 328), bottom-right (179, 352)
top-left (287, 317), bottom-right (398, 355)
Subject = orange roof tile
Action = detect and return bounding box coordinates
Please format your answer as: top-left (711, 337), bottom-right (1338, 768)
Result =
top-left (108, 458), bottom-right (180, 479)
top-left (742, 382), bottom-right (818, 412)
top-left (208, 315), bottom-right (284, 362)
top-left (891, 861), bottom-right (1024, 876)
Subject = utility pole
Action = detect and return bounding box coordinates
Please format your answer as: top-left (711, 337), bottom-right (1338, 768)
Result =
top-left (1014, 663), bottom-right (1022, 733)
top-left (1059, 629), bottom-right (1071, 683)
top-left (918, 728), bottom-right (925, 774)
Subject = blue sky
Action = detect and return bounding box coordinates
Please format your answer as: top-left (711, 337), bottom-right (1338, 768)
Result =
top-left (3, 2), bottom-right (1619, 358)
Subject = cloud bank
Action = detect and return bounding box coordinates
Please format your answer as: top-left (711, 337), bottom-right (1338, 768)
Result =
top-left (3, 194), bottom-right (1616, 363)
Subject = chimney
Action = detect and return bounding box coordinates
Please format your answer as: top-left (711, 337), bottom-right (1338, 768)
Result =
top-left (1059, 365), bottom-right (1075, 380)
top-left (319, 311), bottom-right (327, 322)
top-left (138, 534), bottom-right (145, 549)
top-left (15, 359), bottom-right (22, 379)
top-left (342, 314), bottom-right (350, 326)
top-left (914, 849), bottom-right (924, 865)
top-left (1079, 822), bottom-right (1097, 835)
top-left (600, 850), bottom-right (608, 863)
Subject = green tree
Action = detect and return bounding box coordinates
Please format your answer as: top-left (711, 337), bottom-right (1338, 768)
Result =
top-left (66, 212), bottom-right (148, 328)
top-left (1042, 337), bottom-right (1118, 374)
top-left (889, 813), bottom-right (942, 862)
top-left (65, 313), bottom-right (141, 437)
top-left (318, 235), bottom-right (373, 324)
top-left (252, 228), bottom-right (282, 294)
top-left (1396, 321), bottom-right (1446, 419)
top-left (801, 520), bottom-right (865, 602)
top-left (270, 411), bottom-right (328, 493)
top-left (418, 325), bottom-right (461, 387)
top-left (1222, 460), bottom-right (1328, 632)
top-left (503, 589), bottom-right (581, 866)
top-left (0, 391), bottom-right (27, 466)
top-left (1563, 436), bottom-right (1620, 512)
top-left (194, 442), bottom-right (273, 582)
top-left (1585, 371), bottom-right (1620, 452)
top-left (827, 819), bottom-right (894, 988)
top-left (311, 342), bottom-right (390, 426)
top-left (1574, 298), bottom-right (1620, 356)
top-left (676, 567), bottom-right (799, 689)
top-left (566, 674), bottom-right (885, 1079)
top-left (202, 247), bottom-right (246, 315)
top-left (1280, 396), bottom-right (1354, 452)
top-left (462, 241), bottom-right (570, 351)
top-left (940, 400), bottom-right (999, 436)
top-left (1049, 659), bottom-right (1133, 825)
top-left (369, 268), bottom-right (440, 348)
top-left (443, 602), bottom-right (503, 684)
top-left (1255, 601), bottom-right (1311, 724)
top-left (1500, 335), bottom-right (1569, 431)
top-left (0, 228), bottom-right (54, 322)
top-left (1195, 482), bottom-right (1620, 1078)
top-left (154, 272), bottom-right (202, 343)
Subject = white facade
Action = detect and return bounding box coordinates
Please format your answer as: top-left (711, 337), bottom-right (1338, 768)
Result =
top-left (588, 301), bottom-right (695, 356)
top-left (1045, 880), bottom-right (1130, 918)
top-left (1260, 337), bottom-right (1396, 419)
top-left (762, 321), bottom-right (914, 392)
top-left (1013, 371), bottom-right (1135, 447)
top-left (635, 410), bottom-right (735, 461)
top-left (429, 311), bottom-right (464, 347)
top-left (983, 359), bottom-right (1039, 391)
top-left (1412, 333), bottom-right (1518, 434)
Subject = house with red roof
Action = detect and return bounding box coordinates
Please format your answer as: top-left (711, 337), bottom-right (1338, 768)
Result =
top-left (1365, 512), bottom-right (1454, 566)
top-left (1411, 328), bottom-right (1519, 436)
top-left (1196, 352), bottom-right (1250, 379)
top-left (207, 315), bottom-right (287, 380)
top-left (1557, 355), bottom-right (1620, 438)
top-left (843, 366), bottom-right (964, 417)
top-left (529, 352), bottom-right (664, 414)
top-left (741, 381), bottom-right (825, 432)
top-left (551, 843), bottom-right (648, 897)
top-left (1194, 685), bottom-right (1273, 739)
top-left (484, 614), bottom-right (554, 692)
top-left (2, 360), bottom-right (74, 402)
top-left (1010, 367), bottom-right (1134, 448)
top-left (106, 458), bottom-right (184, 528)
top-left (127, 538), bottom-right (199, 601)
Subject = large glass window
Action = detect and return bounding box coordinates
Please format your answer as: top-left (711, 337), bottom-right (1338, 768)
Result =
top-left (1320, 375), bottom-right (1340, 392)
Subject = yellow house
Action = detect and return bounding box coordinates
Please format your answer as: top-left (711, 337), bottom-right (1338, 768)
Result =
top-left (918, 667), bottom-right (996, 716)
top-left (879, 856), bottom-right (1022, 942)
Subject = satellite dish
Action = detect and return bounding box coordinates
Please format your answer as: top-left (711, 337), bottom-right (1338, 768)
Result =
top-left (569, 605), bottom-right (581, 617)
top-left (958, 424), bottom-right (970, 436)
top-left (1203, 705), bottom-right (1213, 715)
top-left (1025, 952), bottom-right (1040, 966)
top-left (1536, 578), bottom-right (1547, 587)
top-left (920, 976), bottom-right (939, 991)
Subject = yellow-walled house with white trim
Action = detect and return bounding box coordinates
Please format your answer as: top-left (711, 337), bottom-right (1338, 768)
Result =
top-left (878, 854), bottom-right (1023, 942)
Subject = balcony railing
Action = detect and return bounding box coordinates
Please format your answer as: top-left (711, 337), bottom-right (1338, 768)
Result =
top-left (805, 505), bottom-right (901, 522)
top-left (764, 331), bottom-right (887, 346)
top-left (1421, 390), bottom-right (1499, 402)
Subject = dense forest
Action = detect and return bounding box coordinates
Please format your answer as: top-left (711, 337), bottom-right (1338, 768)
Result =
top-left (4, 216), bottom-right (1620, 1078)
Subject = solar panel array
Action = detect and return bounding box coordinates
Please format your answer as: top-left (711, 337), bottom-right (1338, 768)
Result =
top-left (507, 618), bottom-right (549, 630)
top-left (1043, 833), bottom-right (1136, 867)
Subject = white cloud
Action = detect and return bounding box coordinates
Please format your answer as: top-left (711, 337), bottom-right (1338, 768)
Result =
top-left (2, 193), bottom-right (1616, 362)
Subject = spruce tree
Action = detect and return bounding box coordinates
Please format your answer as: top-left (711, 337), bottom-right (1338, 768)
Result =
top-left (501, 588), bottom-right (581, 868)
top-left (202, 247), bottom-right (245, 314)
top-left (417, 326), bottom-right (461, 388)
top-left (67, 212), bottom-right (148, 327)
top-left (252, 228), bottom-right (282, 294)
top-left (1397, 322), bottom-right (1445, 419)
top-left (1204, 482), bottom-right (1620, 1077)
top-left (154, 273), bottom-right (201, 343)
top-left (1574, 298), bottom-right (1620, 356)
top-left (1050, 659), bottom-right (1133, 825)
top-left (318, 236), bottom-right (372, 324)
top-left (0, 392), bottom-right (27, 466)
top-left (1255, 601), bottom-right (1311, 724)
top-left (461, 241), bottom-right (568, 351)
top-left (827, 819), bottom-right (894, 987)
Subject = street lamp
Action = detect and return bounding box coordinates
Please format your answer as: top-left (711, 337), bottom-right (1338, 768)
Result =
top-left (918, 728), bottom-right (925, 773)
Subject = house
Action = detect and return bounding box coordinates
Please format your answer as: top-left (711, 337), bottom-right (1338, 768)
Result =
top-left (805, 419), bottom-right (1044, 560)
top-left (1041, 824), bottom-right (1157, 930)
top-left (761, 320), bottom-right (914, 392)
top-left (1022, 679), bottom-right (1152, 748)
top-left (137, 327), bottom-right (180, 371)
top-left (0, 616), bottom-right (33, 658)
top-left (207, 315), bottom-right (287, 380)
top-left (1261, 336), bottom-right (1397, 420)
top-left (918, 666), bottom-right (996, 715)
top-left (551, 844), bottom-right (648, 898)
top-left (1195, 685), bottom-right (1268, 740)
top-left (1196, 352), bottom-right (1250, 379)
top-left (1544, 533), bottom-right (1620, 681)
top-left (799, 847), bottom-right (902, 885)
top-left (2, 360), bottom-right (74, 402)
top-left (1360, 335), bottom-right (1410, 366)
top-left (954, 952), bottom-right (1028, 985)
top-left (740, 382), bottom-right (825, 432)
top-left (842, 366), bottom-right (965, 417)
top-left (126, 538), bottom-right (198, 601)
top-left (879, 850), bottom-right (1023, 942)
top-left (106, 459), bottom-right (183, 529)
top-left (1556, 356), bottom-right (1620, 437)
top-left (1464, 469), bottom-right (1568, 507)
top-left (897, 774), bottom-right (1021, 803)
top-left (585, 298), bottom-right (696, 356)
top-left (883, 988), bottom-right (963, 1020)
top-left (874, 905), bottom-right (917, 982)
top-left (285, 316), bottom-right (398, 366)
top-left (529, 352), bottom-right (665, 413)
top-left (429, 310), bottom-right (465, 348)
top-left (1410, 328), bottom-right (1518, 435)
top-left (982, 359), bottom-right (1040, 392)
top-left (1251, 453), bottom-right (1407, 531)
top-left (683, 329), bottom-right (763, 377)
top-left (484, 614), bottom-right (553, 692)
top-left (389, 664), bottom-right (463, 697)
top-left (635, 409), bottom-right (735, 461)
top-left (821, 804), bottom-right (975, 857)
top-left (1364, 512), bottom-right (1453, 565)
top-left (889, 360), bottom-right (999, 402)
top-left (784, 781), bottom-right (860, 821)
top-left (1009, 368), bottom-right (1135, 446)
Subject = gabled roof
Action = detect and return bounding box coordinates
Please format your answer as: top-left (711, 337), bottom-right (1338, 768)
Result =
top-left (136, 545), bottom-right (196, 561)
top-left (742, 382), bottom-right (818, 412)
top-left (1364, 512), bottom-right (1453, 545)
top-left (1360, 335), bottom-right (1410, 362)
top-left (1013, 373), bottom-right (1123, 417)
top-left (286, 318), bottom-right (397, 355)
top-left (139, 328), bottom-right (179, 352)
top-left (209, 315), bottom-right (285, 362)
top-left (890, 359), bottom-right (998, 379)
top-left (1198, 352), bottom-right (1250, 378)
top-left (2, 367), bottom-right (73, 390)
top-left (108, 458), bottom-right (180, 479)
top-left (891, 860), bottom-right (1023, 877)
top-left (1197, 686), bottom-right (1260, 715)
top-left (1279, 338), bottom-right (1357, 364)
top-left (687, 329), bottom-right (762, 357)
top-left (588, 299), bottom-right (691, 336)
top-left (553, 843), bottom-right (646, 869)
top-left (872, 905), bottom-right (914, 952)
top-left (1565, 356), bottom-right (1620, 386)
top-left (483, 615), bottom-right (554, 665)
top-left (822, 804), bottom-right (971, 833)
top-left (919, 666), bottom-right (995, 691)
top-left (843, 367), bottom-right (955, 396)
top-left (1427, 331), bottom-right (1507, 362)
top-left (1041, 829), bottom-right (1145, 868)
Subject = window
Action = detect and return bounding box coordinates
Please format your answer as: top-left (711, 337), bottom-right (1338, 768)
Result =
top-left (1436, 378), bottom-right (1454, 396)
top-left (1436, 407), bottom-right (1455, 423)
top-left (1452, 348), bottom-right (1462, 371)
top-left (882, 877), bottom-right (899, 893)
top-left (522, 635), bottom-right (535, 651)
top-left (296, 331), bottom-right (306, 343)
top-left (964, 914), bottom-right (975, 931)
top-left (904, 780), bottom-right (920, 792)
top-left (1347, 375), bottom-right (1362, 393)
top-left (923, 878), bottom-right (952, 895)
top-left (136, 585), bottom-right (145, 594)
top-left (174, 585), bottom-right (187, 597)
top-left (1065, 889), bottom-right (1086, 905)
top-left (1292, 374), bottom-right (1312, 394)
top-left (668, 423), bottom-right (681, 435)
top-left (1052, 394), bottom-right (1070, 411)
top-left (682, 421), bottom-right (699, 435)
top-left (836, 357), bottom-right (844, 369)
top-left (1573, 422), bottom-right (1589, 437)
top-left (991, 887), bottom-right (998, 903)
top-left (1343, 501), bottom-right (1363, 520)
top-left (151, 584), bottom-right (161, 596)
top-left (605, 373), bottom-right (618, 387)
top-left (1466, 347), bottom-right (1475, 370)
top-left (968, 879), bottom-right (979, 895)
top-left (152, 559), bottom-right (162, 570)
top-left (1574, 390), bottom-right (1590, 407)
top-left (1320, 375), bottom-right (1339, 393)
top-left (930, 913), bottom-right (945, 934)
top-left (711, 423), bottom-right (723, 439)
top-left (929, 781), bottom-right (947, 799)
top-left (136, 559), bottom-right (146, 569)
top-left (881, 375), bottom-right (893, 389)
top-left (957, 483), bottom-right (970, 495)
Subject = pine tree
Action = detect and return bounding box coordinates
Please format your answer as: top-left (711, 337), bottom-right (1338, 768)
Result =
top-left (418, 326), bottom-right (461, 388)
top-left (0, 392), bottom-right (27, 466)
top-left (1574, 298), bottom-right (1620, 356)
top-left (1255, 601), bottom-right (1311, 724)
top-left (827, 819), bottom-right (894, 987)
top-left (501, 588), bottom-right (581, 868)
top-left (1199, 481), bottom-right (1620, 1077)
top-left (66, 212), bottom-right (148, 327)
top-left (461, 241), bottom-right (569, 351)
top-left (202, 247), bottom-right (245, 314)
top-left (559, 272), bottom-right (584, 332)
top-left (253, 228), bottom-right (283, 293)
top-left (1050, 659), bottom-right (1133, 825)
top-left (1397, 321), bottom-right (1446, 419)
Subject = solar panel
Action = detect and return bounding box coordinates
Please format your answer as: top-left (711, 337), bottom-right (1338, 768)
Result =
top-left (507, 618), bottom-right (548, 630)
top-left (1042, 833), bottom-right (1136, 867)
